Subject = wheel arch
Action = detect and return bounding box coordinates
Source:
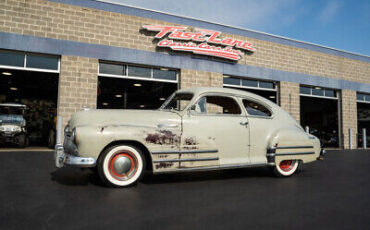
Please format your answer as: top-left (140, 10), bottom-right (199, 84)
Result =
top-left (99, 140), bottom-right (153, 171)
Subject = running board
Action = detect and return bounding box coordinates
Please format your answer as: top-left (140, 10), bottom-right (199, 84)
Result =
top-left (154, 162), bottom-right (270, 174)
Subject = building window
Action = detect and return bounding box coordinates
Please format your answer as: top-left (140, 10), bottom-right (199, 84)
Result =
top-left (223, 76), bottom-right (276, 90)
top-left (99, 62), bottom-right (178, 83)
top-left (98, 61), bottom-right (179, 110)
top-left (223, 76), bottom-right (278, 103)
top-left (300, 85), bottom-right (337, 99)
top-left (357, 92), bottom-right (370, 103)
top-left (0, 49), bottom-right (59, 72)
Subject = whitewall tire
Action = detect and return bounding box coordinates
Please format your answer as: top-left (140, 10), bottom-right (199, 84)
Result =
top-left (98, 145), bottom-right (146, 187)
top-left (272, 160), bottom-right (299, 177)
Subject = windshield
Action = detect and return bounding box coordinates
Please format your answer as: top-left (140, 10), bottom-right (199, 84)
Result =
top-left (0, 106), bottom-right (25, 125)
top-left (160, 93), bottom-right (193, 111)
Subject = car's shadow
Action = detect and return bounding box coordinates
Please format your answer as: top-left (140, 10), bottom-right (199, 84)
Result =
top-left (50, 167), bottom-right (105, 187)
top-left (50, 166), bottom-right (281, 187)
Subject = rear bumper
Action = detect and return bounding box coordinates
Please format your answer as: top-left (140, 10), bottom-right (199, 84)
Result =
top-left (317, 149), bottom-right (326, 160)
top-left (54, 144), bottom-right (96, 168)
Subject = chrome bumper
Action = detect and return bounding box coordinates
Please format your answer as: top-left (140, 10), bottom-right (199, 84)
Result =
top-left (54, 144), bottom-right (96, 168)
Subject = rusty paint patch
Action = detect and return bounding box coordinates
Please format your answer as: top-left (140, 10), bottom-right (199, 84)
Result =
top-left (184, 137), bottom-right (198, 145)
top-left (183, 146), bottom-right (198, 150)
top-left (145, 130), bottom-right (180, 145)
top-left (158, 154), bottom-right (169, 159)
top-left (155, 162), bottom-right (174, 169)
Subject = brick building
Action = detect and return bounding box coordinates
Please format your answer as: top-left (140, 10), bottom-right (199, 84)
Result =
top-left (0, 0), bottom-right (369, 149)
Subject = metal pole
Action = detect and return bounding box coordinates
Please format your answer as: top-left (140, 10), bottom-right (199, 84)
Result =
top-left (305, 126), bottom-right (309, 133)
top-left (363, 128), bottom-right (367, 149)
top-left (56, 116), bottom-right (63, 146)
top-left (349, 128), bottom-right (353, 150)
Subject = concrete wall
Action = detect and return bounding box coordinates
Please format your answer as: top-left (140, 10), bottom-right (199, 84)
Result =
top-left (58, 56), bottom-right (98, 127)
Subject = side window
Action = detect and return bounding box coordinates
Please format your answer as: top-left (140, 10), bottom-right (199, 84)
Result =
top-left (243, 99), bottom-right (272, 117)
top-left (194, 96), bottom-right (241, 115)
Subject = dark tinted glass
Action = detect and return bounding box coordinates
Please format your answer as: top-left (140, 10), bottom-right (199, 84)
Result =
top-left (259, 81), bottom-right (274, 89)
top-left (300, 86), bottom-right (311, 94)
top-left (324, 89), bottom-right (335, 97)
top-left (242, 79), bottom-right (258, 87)
top-left (99, 63), bottom-right (125, 75)
top-left (365, 94), bottom-right (370, 102)
top-left (0, 50), bottom-right (24, 67)
top-left (26, 54), bottom-right (59, 70)
top-left (223, 77), bottom-right (240, 85)
top-left (128, 65), bottom-right (151, 78)
top-left (312, 88), bottom-right (324, 96)
top-left (153, 68), bottom-right (177, 80)
top-left (357, 93), bottom-right (364, 101)
top-left (243, 100), bottom-right (271, 117)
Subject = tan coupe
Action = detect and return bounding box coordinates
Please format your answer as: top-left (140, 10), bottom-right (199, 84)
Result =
top-left (55, 87), bottom-right (324, 187)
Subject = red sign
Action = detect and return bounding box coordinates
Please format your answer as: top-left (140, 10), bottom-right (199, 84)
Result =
top-left (142, 25), bottom-right (256, 61)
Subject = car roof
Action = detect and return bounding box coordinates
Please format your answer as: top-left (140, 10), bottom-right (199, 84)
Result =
top-left (176, 87), bottom-right (276, 106)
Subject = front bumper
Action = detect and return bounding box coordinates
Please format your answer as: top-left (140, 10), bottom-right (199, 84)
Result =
top-left (0, 131), bottom-right (23, 143)
top-left (54, 144), bottom-right (96, 168)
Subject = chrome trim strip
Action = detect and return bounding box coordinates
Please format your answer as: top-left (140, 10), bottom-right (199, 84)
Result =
top-left (272, 145), bottom-right (314, 150)
top-left (153, 157), bottom-right (219, 163)
top-left (271, 151), bottom-right (315, 156)
top-left (154, 163), bottom-right (269, 174)
top-left (64, 154), bottom-right (97, 167)
top-left (151, 149), bottom-right (218, 154)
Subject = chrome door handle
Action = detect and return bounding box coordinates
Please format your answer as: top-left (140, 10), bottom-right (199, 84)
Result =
top-left (240, 121), bottom-right (249, 126)
top-left (157, 123), bottom-right (179, 129)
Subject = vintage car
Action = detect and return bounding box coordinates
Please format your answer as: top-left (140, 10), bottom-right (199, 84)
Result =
top-left (55, 87), bottom-right (324, 187)
top-left (0, 103), bottom-right (28, 148)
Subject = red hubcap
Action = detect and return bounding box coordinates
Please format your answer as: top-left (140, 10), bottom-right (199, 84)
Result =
top-left (279, 160), bottom-right (294, 172)
top-left (108, 152), bottom-right (138, 180)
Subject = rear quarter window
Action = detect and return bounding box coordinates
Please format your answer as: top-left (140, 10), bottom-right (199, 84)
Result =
top-left (242, 99), bottom-right (272, 117)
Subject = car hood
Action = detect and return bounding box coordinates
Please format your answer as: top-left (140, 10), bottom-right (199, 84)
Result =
top-left (69, 109), bottom-right (181, 129)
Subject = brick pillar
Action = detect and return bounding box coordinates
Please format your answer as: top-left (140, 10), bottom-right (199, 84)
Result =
top-left (341, 90), bottom-right (357, 149)
top-left (180, 69), bottom-right (223, 89)
top-left (57, 56), bottom-right (98, 128)
top-left (279, 82), bottom-right (300, 123)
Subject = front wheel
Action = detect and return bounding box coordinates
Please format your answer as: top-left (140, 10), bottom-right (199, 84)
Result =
top-left (98, 145), bottom-right (146, 187)
top-left (271, 160), bottom-right (299, 177)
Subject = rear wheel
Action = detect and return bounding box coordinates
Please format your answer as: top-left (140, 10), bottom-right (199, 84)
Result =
top-left (272, 160), bottom-right (299, 177)
top-left (98, 145), bottom-right (145, 187)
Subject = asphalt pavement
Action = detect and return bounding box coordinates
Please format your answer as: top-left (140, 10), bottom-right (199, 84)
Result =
top-left (0, 149), bottom-right (369, 230)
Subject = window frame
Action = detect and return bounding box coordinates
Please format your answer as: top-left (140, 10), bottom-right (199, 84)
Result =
top-left (223, 76), bottom-right (277, 92)
top-left (0, 50), bottom-right (60, 73)
top-left (357, 92), bottom-right (370, 104)
top-left (299, 85), bottom-right (338, 100)
top-left (98, 61), bottom-right (178, 84)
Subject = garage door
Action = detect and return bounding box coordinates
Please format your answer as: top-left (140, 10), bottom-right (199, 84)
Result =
top-left (97, 61), bottom-right (178, 110)
top-left (0, 49), bottom-right (59, 148)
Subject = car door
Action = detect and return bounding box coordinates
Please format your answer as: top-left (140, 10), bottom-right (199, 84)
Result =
top-left (241, 98), bottom-right (274, 164)
top-left (181, 94), bottom-right (250, 167)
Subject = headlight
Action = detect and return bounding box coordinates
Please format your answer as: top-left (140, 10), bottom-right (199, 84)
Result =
top-left (13, 126), bottom-right (21, 132)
